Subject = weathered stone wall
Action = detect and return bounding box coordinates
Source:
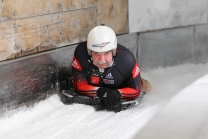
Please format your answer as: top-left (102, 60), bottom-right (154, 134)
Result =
top-left (0, 0), bottom-right (128, 61)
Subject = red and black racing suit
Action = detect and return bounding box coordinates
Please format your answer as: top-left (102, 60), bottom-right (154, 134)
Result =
top-left (72, 41), bottom-right (142, 100)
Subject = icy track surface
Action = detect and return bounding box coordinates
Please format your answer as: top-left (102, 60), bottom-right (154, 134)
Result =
top-left (1, 63), bottom-right (208, 139)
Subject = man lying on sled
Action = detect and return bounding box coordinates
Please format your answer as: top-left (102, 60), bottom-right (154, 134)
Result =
top-left (59, 25), bottom-right (152, 112)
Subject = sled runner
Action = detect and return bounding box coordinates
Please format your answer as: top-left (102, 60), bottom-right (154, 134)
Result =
top-left (60, 89), bottom-right (146, 112)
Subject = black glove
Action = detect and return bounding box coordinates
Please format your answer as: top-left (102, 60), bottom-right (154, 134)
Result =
top-left (96, 87), bottom-right (121, 106)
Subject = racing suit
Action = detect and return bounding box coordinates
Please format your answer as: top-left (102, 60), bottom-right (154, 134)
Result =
top-left (72, 41), bottom-right (142, 100)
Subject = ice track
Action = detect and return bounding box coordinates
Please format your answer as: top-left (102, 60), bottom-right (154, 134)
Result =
top-left (0, 63), bottom-right (208, 139)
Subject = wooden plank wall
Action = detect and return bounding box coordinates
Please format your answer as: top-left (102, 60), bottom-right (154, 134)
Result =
top-left (0, 0), bottom-right (128, 62)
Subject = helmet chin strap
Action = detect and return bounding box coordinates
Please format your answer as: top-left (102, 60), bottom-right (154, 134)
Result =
top-left (88, 49), bottom-right (92, 56)
top-left (112, 48), bottom-right (117, 57)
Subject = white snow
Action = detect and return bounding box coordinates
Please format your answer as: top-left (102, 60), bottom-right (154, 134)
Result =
top-left (134, 70), bottom-right (208, 139)
top-left (0, 62), bottom-right (208, 139)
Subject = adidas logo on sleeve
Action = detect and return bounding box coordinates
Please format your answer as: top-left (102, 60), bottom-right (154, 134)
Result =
top-left (72, 56), bottom-right (82, 70)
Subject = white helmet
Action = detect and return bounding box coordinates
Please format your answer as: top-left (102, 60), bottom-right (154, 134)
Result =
top-left (87, 25), bottom-right (117, 56)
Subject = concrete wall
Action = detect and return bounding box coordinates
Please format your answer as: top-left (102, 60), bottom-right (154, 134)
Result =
top-left (0, 53), bottom-right (56, 115)
top-left (138, 24), bottom-right (208, 70)
top-left (128, 0), bottom-right (208, 70)
top-left (0, 0), bottom-right (128, 61)
top-left (0, 43), bottom-right (78, 115)
top-left (129, 0), bottom-right (207, 32)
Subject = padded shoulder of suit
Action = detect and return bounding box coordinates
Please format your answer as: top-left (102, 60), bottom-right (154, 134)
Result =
top-left (74, 41), bottom-right (90, 67)
top-left (75, 41), bottom-right (88, 55)
top-left (115, 44), bottom-right (136, 76)
top-left (116, 44), bottom-right (136, 64)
